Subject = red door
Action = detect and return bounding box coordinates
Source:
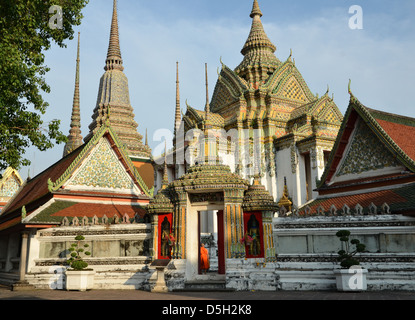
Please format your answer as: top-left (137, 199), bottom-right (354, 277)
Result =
top-left (217, 210), bottom-right (225, 274)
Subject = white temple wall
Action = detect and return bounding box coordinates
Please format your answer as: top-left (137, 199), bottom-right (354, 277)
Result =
top-left (272, 214), bottom-right (415, 290)
top-left (7, 224), bottom-right (155, 290)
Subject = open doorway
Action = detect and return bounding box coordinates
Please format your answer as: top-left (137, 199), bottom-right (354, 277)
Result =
top-left (198, 210), bottom-right (225, 275)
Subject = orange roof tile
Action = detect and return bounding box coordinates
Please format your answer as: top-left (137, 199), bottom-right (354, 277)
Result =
top-left (375, 119), bottom-right (415, 162)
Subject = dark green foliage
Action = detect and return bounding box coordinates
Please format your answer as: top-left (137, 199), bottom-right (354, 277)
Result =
top-left (0, 0), bottom-right (89, 173)
top-left (67, 235), bottom-right (91, 271)
top-left (335, 230), bottom-right (366, 269)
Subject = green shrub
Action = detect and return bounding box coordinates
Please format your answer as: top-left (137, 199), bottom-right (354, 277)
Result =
top-left (336, 230), bottom-right (366, 269)
top-left (67, 235), bottom-right (91, 271)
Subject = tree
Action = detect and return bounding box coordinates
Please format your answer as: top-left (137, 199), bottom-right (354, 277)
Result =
top-left (0, 0), bottom-right (89, 175)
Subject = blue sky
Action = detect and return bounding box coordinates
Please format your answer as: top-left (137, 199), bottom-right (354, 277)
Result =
top-left (20, 0), bottom-right (415, 180)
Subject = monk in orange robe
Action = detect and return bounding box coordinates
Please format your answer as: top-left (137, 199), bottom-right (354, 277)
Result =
top-left (200, 243), bottom-right (210, 274)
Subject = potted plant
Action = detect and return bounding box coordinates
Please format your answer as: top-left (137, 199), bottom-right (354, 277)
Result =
top-left (65, 235), bottom-right (95, 291)
top-left (333, 230), bottom-right (367, 291)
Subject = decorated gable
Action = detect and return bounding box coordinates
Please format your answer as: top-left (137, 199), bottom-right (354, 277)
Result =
top-left (65, 136), bottom-right (143, 194)
top-left (0, 168), bottom-right (23, 211)
top-left (331, 117), bottom-right (403, 184)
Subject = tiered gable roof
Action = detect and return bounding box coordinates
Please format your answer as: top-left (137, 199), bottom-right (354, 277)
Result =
top-left (0, 124), bottom-right (152, 231)
top-left (208, 1), bottom-right (342, 134)
top-left (299, 88), bottom-right (415, 217)
top-left (319, 91), bottom-right (415, 189)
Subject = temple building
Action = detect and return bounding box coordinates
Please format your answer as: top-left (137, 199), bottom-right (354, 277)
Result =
top-left (272, 88), bottom-right (415, 291)
top-left (0, 0), bottom-right (414, 292)
top-left (156, 0), bottom-right (342, 211)
top-left (299, 86), bottom-right (415, 217)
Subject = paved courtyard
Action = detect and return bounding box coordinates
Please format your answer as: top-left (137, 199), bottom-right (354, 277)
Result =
top-left (1, 285), bottom-right (414, 301)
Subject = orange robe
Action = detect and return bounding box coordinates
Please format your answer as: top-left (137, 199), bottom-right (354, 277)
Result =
top-left (200, 246), bottom-right (210, 271)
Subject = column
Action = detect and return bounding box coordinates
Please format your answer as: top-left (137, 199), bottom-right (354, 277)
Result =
top-left (18, 232), bottom-right (29, 281)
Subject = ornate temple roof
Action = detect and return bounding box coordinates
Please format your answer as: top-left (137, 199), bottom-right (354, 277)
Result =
top-left (85, 0), bottom-right (151, 159)
top-left (171, 163), bottom-right (249, 193)
top-left (319, 88), bottom-right (415, 189)
top-left (147, 152), bottom-right (174, 215)
top-left (63, 32), bottom-right (83, 157)
top-left (297, 87), bottom-right (415, 217)
top-left (0, 122), bottom-right (152, 231)
top-left (235, 0), bottom-right (281, 83)
top-left (242, 175), bottom-right (278, 212)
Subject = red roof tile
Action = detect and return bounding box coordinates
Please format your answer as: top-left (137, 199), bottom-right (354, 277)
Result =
top-left (375, 119), bottom-right (415, 162)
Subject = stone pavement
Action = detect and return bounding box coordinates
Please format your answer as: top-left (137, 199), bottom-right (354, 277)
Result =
top-left (0, 284), bottom-right (414, 300)
top-left (1, 285), bottom-right (413, 319)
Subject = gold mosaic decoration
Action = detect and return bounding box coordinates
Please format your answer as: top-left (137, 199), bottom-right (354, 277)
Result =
top-left (282, 78), bottom-right (307, 102)
top-left (68, 137), bottom-right (135, 190)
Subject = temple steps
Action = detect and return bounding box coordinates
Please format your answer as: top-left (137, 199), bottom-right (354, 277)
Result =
top-left (174, 274), bottom-right (235, 292)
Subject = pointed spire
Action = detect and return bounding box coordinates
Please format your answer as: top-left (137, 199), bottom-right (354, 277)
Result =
top-left (250, 0), bottom-right (263, 18)
top-left (86, 0), bottom-right (151, 158)
top-left (105, 0), bottom-right (124, 71)
top-left (174, 61), bottom-right (181, 137)
top-left (242, 0), bottom-right (275, 56)
top-left (145, 128), bottom-right (148, 146)
top-left (235, 0), bottom-right (280, 81)
top-left (63, 32), bottom-right (83, 157)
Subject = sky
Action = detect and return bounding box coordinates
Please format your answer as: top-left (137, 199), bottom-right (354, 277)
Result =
top-left (19, 0), bottom-right (415, 180)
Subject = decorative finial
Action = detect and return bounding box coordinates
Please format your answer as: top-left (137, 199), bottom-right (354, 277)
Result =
top-left (250, 0), bottom-right (263, 18)
top-left (288, 48), bottom-right (292, 62)
top-left (348, 79), bottom-right (352, 95)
